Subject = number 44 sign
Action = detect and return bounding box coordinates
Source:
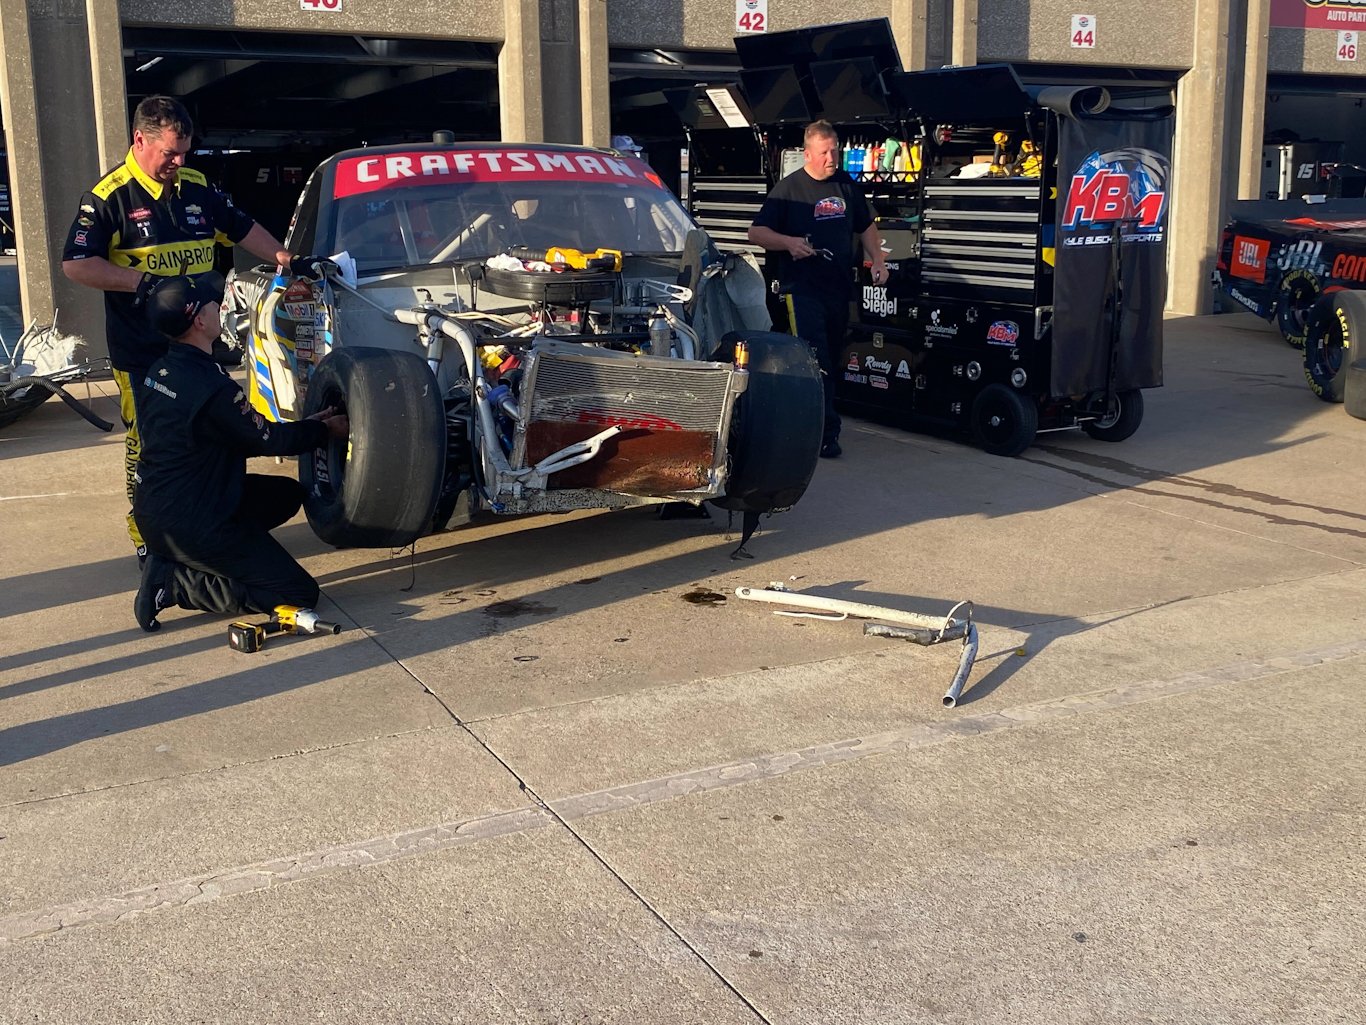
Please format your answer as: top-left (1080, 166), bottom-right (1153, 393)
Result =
top-left (300, 0), bottom-right (341, 10)
top-left (1070, 14), bottom-right (1096, 48)
top-left (1338, 31), bottom-right (1359, 62)
top-left (736, 0), bottom-right (767, 34)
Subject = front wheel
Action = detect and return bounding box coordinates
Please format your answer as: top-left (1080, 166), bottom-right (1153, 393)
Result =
top-left (971, 384), bottom-right (1039, 457)
top-left (300, 347), bottom-right (447, 548)
top-left (710, 331), bottom-right (823, 513)
top-left (1082, 388), bottom-right (1145, 442)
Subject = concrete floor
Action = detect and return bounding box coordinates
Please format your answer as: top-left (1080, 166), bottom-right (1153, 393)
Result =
top-left (2, 312), bottom-right (1363, 1023)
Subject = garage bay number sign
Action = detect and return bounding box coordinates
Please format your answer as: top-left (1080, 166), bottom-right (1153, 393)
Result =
top-left (736, 0), bottom-right (768, 34)
top-left (300, 0), bottom-right (341, 9)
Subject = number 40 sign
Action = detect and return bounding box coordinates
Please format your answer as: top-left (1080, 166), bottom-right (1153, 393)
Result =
top-left (1070, 14), bottom-right (1096, 48)
top-left (736, 0), bottom-right (767, 34)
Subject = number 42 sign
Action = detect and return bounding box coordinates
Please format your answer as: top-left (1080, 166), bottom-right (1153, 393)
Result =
top-left (1070, 14), bottom-right (1096, 48)
top-left (736, 0), bottom-right (767, 34)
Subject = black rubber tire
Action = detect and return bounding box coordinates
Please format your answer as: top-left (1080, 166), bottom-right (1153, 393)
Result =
top-left (1302, 290), bottom-right (1362, 403)
top-left (1276, 268), bottom-right (1321, 350)
top-left (1082, 388), bottom-right (1145, 442)
top-left (299, 347), bottom-right (447, 548)
top-left (970, 383), bottom-right (1039, 457)
top-left (710, 331), bottom-right (823, 514)
top-left (0, 384), bottom-right (55, 430)
top-left (1344, 358), bottom-right (1366, 420)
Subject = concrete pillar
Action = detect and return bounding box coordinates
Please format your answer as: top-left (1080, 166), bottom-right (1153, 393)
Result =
top-left (539, 0), bottom-right (581, 144)
top-left (0, 0), bottom-right (54, 326)
top-left (85, 0), bottom-right (127, 174)
top-left (891, 0), bottom-right (930, 72)
top-left (1167, 0), bottom-right (1232, 315)
top-left (579, 0), bottom-right (611, 147)
top-left (500, 0), bottom-right (545, 142)
top-left (950, 0), bottom-right (978, 67)
top-left (1237, 0), bottom-right (1270, 200)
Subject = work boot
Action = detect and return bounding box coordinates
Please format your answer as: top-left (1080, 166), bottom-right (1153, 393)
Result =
top-left (134, 552), bottom-right (175, 632)
top-left (819, 438), bottom-right (842, 459)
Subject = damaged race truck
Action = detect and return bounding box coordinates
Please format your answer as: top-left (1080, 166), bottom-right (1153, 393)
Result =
top-left (224, 143), bottom-right (824, 552)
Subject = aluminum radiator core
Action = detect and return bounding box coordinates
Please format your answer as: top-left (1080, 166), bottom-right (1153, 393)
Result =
top-left (514, 341), bottom-right (736, 495)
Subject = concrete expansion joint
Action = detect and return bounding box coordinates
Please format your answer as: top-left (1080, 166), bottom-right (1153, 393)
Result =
top-left (3, 637), bottom-right (1364, 946)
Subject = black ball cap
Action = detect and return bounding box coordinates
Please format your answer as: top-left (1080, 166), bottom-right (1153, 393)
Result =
top-left (146, 272), bottom-right (226, 339)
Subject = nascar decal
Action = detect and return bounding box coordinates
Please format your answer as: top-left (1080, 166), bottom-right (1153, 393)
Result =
top-left (332, 149), bottom-right (662, 199)
top-left (813, 196), bottom-right (846, 220)
top-left (1062, 147), bottom-right (1169, 245)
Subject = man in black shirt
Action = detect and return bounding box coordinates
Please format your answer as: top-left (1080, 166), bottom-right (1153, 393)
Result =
top-left (62, 95), bottom-right (329, 562)
top-left (749, 120), bottom-right (886, 458)
top-left (132, 275), bottom-right (349, 632)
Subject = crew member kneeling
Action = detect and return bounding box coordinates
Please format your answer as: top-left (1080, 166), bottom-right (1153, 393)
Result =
top-left (133, 274), bottom-right (349, 632)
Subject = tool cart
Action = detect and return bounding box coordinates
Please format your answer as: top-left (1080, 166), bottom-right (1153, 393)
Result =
top-left (681, 20), bottom-right (1175, 455)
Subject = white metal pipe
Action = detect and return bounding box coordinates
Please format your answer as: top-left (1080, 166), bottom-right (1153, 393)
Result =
top-left (734, 587), bottom-right (960, 632)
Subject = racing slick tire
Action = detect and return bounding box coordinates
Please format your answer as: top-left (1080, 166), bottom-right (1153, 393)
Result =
top-left (300, 347), bottom-right (447, 548)
top-left (971, 383), bottom-right (1039, 457)
top-left (1276, 268), bottom-right (1321, 350)
top-left (1302, 290), bottom-right (1362, 403)
top-left (709, 331), bottom-right (823, 514)
top-left (1345, 359), bottom-right (1366, 420)
top-left (1081, 388), bottom-right (1145, 442)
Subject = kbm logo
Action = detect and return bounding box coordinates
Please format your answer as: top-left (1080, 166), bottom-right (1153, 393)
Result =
top-left (986, 320), bottom-right (1020, 345)
top-left (1063, 148), bottom-right (1169, 233)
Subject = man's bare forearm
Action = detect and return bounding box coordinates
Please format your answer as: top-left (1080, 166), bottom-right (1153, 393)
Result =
top-left (63, 257), bottom-right (144, 292)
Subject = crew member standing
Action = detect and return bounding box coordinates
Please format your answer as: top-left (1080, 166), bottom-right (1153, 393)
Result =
top-left (748, 120), bottom-right (886, 458)
top-left (61, 94), bottom-right (330, 563)
top-left (133, 275), bottom-right (348, 633)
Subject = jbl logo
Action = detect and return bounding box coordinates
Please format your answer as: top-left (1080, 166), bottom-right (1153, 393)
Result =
top-left (1237, 240), bottom-right (1263, 270)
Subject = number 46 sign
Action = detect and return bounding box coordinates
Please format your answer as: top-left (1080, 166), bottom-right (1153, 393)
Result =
top-left (1338, 31), bottom-right (1358, 62)
top-left (300, 0), bottom-right (342, 10)
top-left (1070, 14), bottom-right (1096, 48)
top-left (736, 0), bottom-right (767, 34)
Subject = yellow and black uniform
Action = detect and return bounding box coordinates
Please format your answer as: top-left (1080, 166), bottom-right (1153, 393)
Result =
top-left (62, 151), bottom-right (254, 551)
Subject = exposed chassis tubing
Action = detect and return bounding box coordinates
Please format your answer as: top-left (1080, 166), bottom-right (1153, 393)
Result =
top-left (394, 306), bottom-right (625, 498)
top-left (734, 586), bottom-right (980, 707)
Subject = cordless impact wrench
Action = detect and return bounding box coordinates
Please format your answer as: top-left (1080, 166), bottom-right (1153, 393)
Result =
top-left (228, 605), bottom-right (342, 653)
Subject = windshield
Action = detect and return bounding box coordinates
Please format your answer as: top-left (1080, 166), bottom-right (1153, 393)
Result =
top-left (328, 179), bottom-right (697, 273)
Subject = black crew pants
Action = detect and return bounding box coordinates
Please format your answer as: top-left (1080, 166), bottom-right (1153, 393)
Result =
top-left (785, 290), bottom-right (849, 445)
top-left (138, 474), bottom-right (320, 616)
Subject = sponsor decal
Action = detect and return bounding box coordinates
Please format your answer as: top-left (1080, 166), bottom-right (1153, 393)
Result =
top-left (184, 204), bottom-right (203, 215)
top-left (864, 355), bottom-right (892, 374)
top-left (251, 412), bottom-right (265, 430)
top-left (1272, 0), bottom-right (1366, 32)
top-left (80, 203), bottom-right (95, 214)
top-left (895, 360), bottom-right (911, 380)
top-left (283, 280), bottom-right (313, 302)
top-left (130, 207), bottom-right (152, 221)
top-left (1230, 235), bottom-right (1270, 283)
top-left (130, 241), bottom-right (216, 273)
top-left (147, 380), bottom-right (177, 399)
top-left (283, 302), bottom-right (315, 321)
top-left (575, 408), bottom-right (683, 431)
top-left (314, 311), bottom-right (328, 327)
top-left (1330, 250), bottom-right (1366, 283)
top-left (965, 306), bottom-right (979, 324)
top-left (870, 376), bottom-right (889, 390)
top-left (77, 215), bottom-right (94, 227)
top-left (1228, 286), bottom-right (1262, 313)
top-left (73, 231), bottom-right (88, 245)
top-left (1062, 147), bottom-right (1169, 244)
top-left (986, 320), bottom-right (1021, 346)
top-left (1273, 238), bottom-right (1326, 275)
top-left (843, 372), bottom-right (868, 384)
top-left (185, 216), bottom-right (203, 227)
top-left (926, 308), bottom-right (959, 338)
top-left (861, 285), bottom-right (898, 318)
top-left (295, 324), bottom-right (315, 341)
top-left (871, 331), bottom-right (884, 348)
top-left (846, 353), bottom-right (860, 372)
top-left (333, 148), bottom-right (659, 199)
top-left (813, 196), bottom-right (847, 219)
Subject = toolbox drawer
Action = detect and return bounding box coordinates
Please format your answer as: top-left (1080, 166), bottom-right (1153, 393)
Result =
top-left (921, 180), bottom-right (1043, 304)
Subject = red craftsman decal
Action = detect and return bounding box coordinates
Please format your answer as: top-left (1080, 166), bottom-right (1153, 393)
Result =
top-left (332, 149), bottom-right (660, 199)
